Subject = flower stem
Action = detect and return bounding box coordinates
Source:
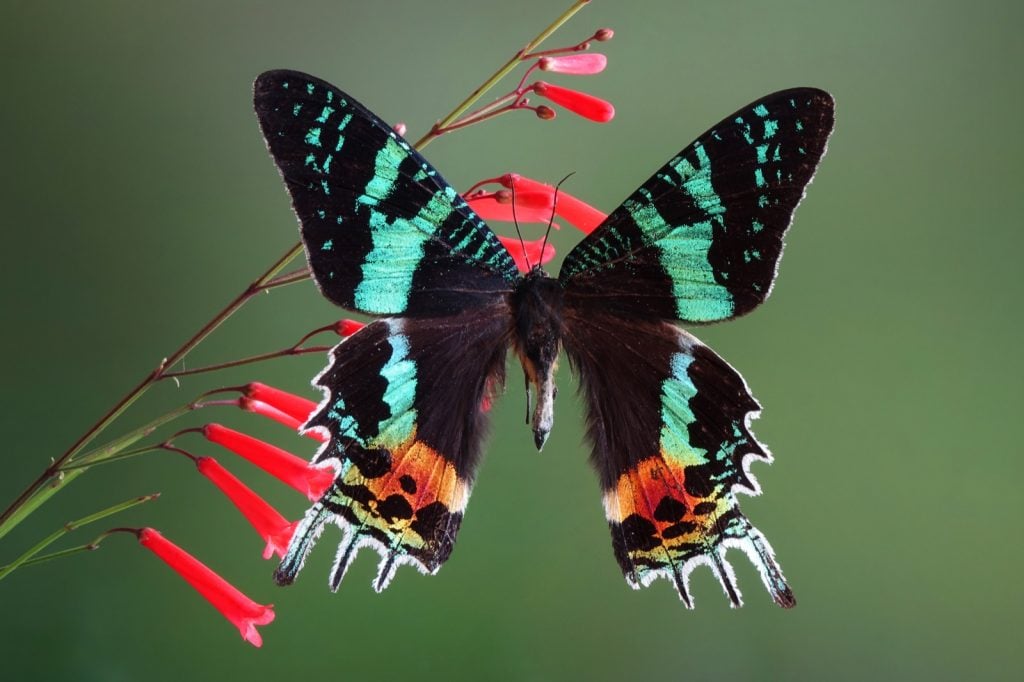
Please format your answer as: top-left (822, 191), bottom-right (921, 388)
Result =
top-left (160, 325), bottom-right (337, 380)
top-left (261, 267), bottom-right (311, 290)
top-left (0, 494), bottom-right (159, 580)
top-left (413, 0), bottom-right (592, 150)
top-left (162, 346), bottom-right (333, 380)
top-left (60, 445), bottom-right (160, 472)
top-left (0, 542), bottom-right (99, 570)
top-left (0, 242), bottom-right (305, 538)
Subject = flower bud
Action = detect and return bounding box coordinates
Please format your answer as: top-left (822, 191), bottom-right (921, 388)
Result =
top-left (535, 105), bottom-right (557, 120)
top-left (533, 81), bottom-right (614, 123)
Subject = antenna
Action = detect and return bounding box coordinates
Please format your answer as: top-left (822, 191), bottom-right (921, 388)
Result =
top-left (540, 172), bottom-right (575, 266)
top-left (509, 181), bottom-right (531, 271)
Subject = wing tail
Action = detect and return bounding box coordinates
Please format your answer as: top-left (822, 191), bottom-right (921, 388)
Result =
top-left (275, 503), bottom-right (331, 586)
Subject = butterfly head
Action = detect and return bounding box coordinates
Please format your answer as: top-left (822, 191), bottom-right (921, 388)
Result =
top-left (510, 270), bottom-right (564, 451)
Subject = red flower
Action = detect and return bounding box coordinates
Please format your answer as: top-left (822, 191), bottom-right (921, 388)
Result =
top-left (244, 383), bottom-right (317, 425)
top-left (500, 174), bottom-right (607, 234)
top-left (334, 319), bottom-right (366, 337)
top-left (466, 191), bottom-right (560, 225)
top-left (538, 53), bottom-right (607, 75)
top-left (194, 457), bottom-right (299, 560)
top-left (138, 528), bottom-right (275, 647)
top-left (202, 423), bottom-right (334, 502)
top-left (533, 81), bottom-right (614, 123)
top-left (497, 235), bottom-right (556, 273)
top-left (239, 397), bottom-right (327, 443)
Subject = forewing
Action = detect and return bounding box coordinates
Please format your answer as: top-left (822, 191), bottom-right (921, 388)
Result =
top-left (559, 88), bottom-right (834, 323)
top-left (254, 70), bottom-right (519, 317)
top-left (563, 311), bottom-right (793, 607)
top-left (276, 307), bottom-right (510, 591)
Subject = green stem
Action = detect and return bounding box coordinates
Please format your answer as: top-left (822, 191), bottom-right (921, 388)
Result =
top-left (0, 469), bottom-right (87, 544)
top-left (61, 445), bottom-right (160, 472)
top-left (0, 543), bottom-right (99, 570)
top-left (413, 0), bottom-right (591, 150)
top-left (71, 402), bottom-right (195, 467)
top-left (260, 266), bottom-right (311, 290)
top-left (0, 494), bottom-right (158, 581)
top-left (0, 242), bottom-right (304, 538)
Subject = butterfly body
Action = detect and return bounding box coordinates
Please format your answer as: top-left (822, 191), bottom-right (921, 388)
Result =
top-left (510, 266), bottom-right (564, 449)
top-left (254, 70), bottom-right (833, 607)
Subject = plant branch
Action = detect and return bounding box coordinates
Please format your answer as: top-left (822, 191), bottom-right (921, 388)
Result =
top-left (0, 242), bottom-right (305, 537)
top-left (0, 494), bottom-right (159, 580)
top-left (413, 0), bottom-right (591, 150)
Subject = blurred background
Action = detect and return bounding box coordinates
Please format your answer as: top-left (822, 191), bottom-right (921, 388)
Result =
top-left (2, 1), bottom-right (1021, 680)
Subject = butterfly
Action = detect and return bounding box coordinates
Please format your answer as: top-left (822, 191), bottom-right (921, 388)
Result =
top-left (253, 69), bottom-right (834, 608)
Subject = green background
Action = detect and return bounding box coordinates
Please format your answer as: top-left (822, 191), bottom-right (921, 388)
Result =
top-left (2, 1), bottom-right (1021, 680)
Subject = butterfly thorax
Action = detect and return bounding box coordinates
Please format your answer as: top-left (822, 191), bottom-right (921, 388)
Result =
top-left (510, 267), bottom-right (564, 451)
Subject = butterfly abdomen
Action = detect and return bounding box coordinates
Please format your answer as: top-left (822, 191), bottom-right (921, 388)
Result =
top-left (510, 268), bottom-right (565, 450)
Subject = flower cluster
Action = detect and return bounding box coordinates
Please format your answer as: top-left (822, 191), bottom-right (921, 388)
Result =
top-left (427, 28), bottom-right (615, 138)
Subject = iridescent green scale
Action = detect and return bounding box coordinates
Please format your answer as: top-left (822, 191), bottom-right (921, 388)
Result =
top-left (255, 70), bottom-right (834, 606)
top-left (255, 71), bottom-right (518, 319)
top-left (560, 88), bottom-right (833, 323)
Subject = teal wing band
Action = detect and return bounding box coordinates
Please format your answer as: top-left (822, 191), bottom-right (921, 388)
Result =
top-left (254, 70), bottom-right (519, 317)
top-left (560, 88), bottom-right (834, 323)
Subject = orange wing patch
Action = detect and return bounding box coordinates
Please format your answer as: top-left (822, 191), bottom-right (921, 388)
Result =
top-left (604, 454), bottom-right (728, 552)
top-left (278, 427), bottom-right (471, 593)
top-left (333, 430), bottom-right (470, 553)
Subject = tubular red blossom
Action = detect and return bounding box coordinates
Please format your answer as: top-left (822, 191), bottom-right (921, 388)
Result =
top-left (138, 528), bottom-right (275, 647)
top-left (549, 191), bottom-right (605, 234)
top-left (538, 53), bottom-right (607, 75)
top-left (240, 397), bottom-right (298, 429)
top-left (334, 319), bottom-right (366, 337)
top-left (497, 236), bottom-right (556, 273)
top-left (194, 457), bottom-right (300, 560)
top-left (202, 423), bottom-right (334, 501)
top-left (240, 397), bottom-right (327, 443)
top-left (508, 189), bottom-right (559, 210)
top-left (466, 194), bottom-right (559, 225)
top-left (244, 383), bottom-right (317, 424)
top-left (533, 81), bottom-right (614, 123)
top-left (500, 174), bottom-right (607, 234)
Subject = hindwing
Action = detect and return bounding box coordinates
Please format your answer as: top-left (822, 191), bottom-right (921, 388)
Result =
top-left (563, 312), bottom-right (792, 607)
top-left (559, 88), bottom-right (834, 323)
top-left (254, 70), bottom-right (519, 317)
top-left (277, 309), bottom-right (510, 591)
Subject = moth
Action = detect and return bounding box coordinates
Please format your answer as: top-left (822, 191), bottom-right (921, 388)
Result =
top-left (254, 70), bottom-right (833, 607)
